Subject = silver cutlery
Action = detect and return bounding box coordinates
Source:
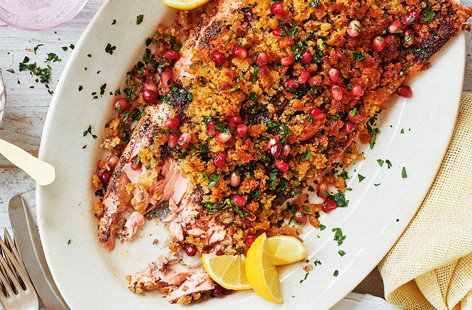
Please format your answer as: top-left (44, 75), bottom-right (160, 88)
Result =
top-left (8, 195), bottom-right (69, 310)
top-left (0, 229), bottom-right (38, 310)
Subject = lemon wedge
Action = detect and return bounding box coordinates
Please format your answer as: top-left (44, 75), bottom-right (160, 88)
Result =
top-left (267, 235), bottom-right (306, 265)
top-left (163, 0), bottom-right (210, 10)
top-left (245, 233), bottom-right (283, 304)
top-left (202, 254), bottom-right (251, 290)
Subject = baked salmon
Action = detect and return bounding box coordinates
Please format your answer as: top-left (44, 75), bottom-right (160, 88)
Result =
top-left (94, 0), bottom-right (472, 304)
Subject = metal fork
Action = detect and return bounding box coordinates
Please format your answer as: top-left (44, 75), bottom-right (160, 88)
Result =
top-left (0, 230), bottom-right (38, 310)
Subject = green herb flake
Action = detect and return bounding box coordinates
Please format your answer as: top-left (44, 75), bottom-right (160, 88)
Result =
top-left (374, 183), bottom-right (381, 186)
top-left (6, 68), bottom-right (14, 73)
top-left (309, 0), bottom-right (320, 7)
top-left (112, 19), bottom-right (117, 25)
top-left (358, 174), bottom-right (365, 182)
top-left (33, 44), bottom-right (43, 54)
top-left (401, 167), bottom-right (408, 178)
top-left (105, 43), bottom-right (117, 55)
top-left (83, 125), bottom-right (98, 139)
top-left (300, 272), bottom-right (310, 283)
top-left (62, 46), bottom-right (68, 51)
top-left (377, 159), bottom-right (384, 167)
top-left (423, 9), bottom-right (436, 22)
top-left (78, 85), bottom-right (83, 91)
top-left (319, 224), bottom-right (326, 231)
top-left (136, 14), bottom-right (144, 25)
top-left (328, 192), bottom-right (349, 208)
top-left (352, 51), bottom-right (365, 61)
top-left (332, 227), bottom-right (346, 246)
top-left (385, 159), bottom-right (392, 169)
top-left (333, 270), bottom-right (339, 277)
top-left (338, 250), bottom-right (346, 257)
top-left (67, 239), bottom-right (71, 245)
top-left (46, 53), bottom-right (61, 63)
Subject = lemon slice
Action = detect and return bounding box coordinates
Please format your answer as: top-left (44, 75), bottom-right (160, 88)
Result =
top-left (202, 254), bottom-right (251, 290)
top-left (267, 236), bottom-right (306, 265)
top-left (163, 0), bottom-right (210, 10)
top-left (245, 233), bottom-right (283, 304)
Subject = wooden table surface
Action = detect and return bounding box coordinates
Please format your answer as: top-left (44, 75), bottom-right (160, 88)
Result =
top-left (0, 0), bottom-right (471, 304)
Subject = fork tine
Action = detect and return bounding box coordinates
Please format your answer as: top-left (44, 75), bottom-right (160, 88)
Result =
top-left (0, 252), bottom-right (23, 294)
top-left (0, 238), bottom-right (31, 291)
top-left (0, 257), bottom-right (16, 298)
top-left (3, 230), bottom-right (27, 289)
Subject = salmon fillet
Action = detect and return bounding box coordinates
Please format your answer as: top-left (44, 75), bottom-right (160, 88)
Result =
top-left (95, 0), bottom-right (472, 304)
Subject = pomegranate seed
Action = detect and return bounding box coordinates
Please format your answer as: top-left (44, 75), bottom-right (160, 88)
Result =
top-left (232, 195), bottom-right (246, 207)
top-left (216, 131), bottom-right (232, 143)
top-left (316, 182), bottom-right (329, 199)
top-left (345, 121), bottom-right (356, 133)
top-left (298, 70), bottom-right (311, 84)
top-left (300, 51), bottom-right (312, 64)
top-left (331, 84), bottom-right (343, 101)
top-left (212, 286), bottom-right (224, 298)
top-left (164, 118), bottom-right (180, 130)
top-left (350, 85), bottom-right (365, 98)
top-left (267, 135), bottom-right (280, 148)
top-left (228, 115), bottom-right (243, 129)
top-left (107, 155), bottom-right (120, 169)
top-left (245, 234), bottom-right (257, 246)
top-left (230, 172), bottom-right (241, 187)
top-left (246, 214), bottom-right (256, 221)
top-left (164, 49), bottom-right (180, 61)
top-left (270, 143), bottom-right (282, 158)
top-left (256, 52), bottom-right (269, 66)
top-left (214, 152), bottom-right (227, 168)
top-left (348, 109), bottom-right (364, 123)
top-left (397, 85), bottom-right (412, 98)
top-left (143, 89), bottom-right (158, 104)
top-left (322, 199), bottom-right (338, 213)
top-left (310, 108), bottom-right (325, 120)
top-left (404, 30), bottom-right (414, 44)
top-left (114, 98), bottom-right (129, 112)
top-left (207, 121), bottom-right (217, 136)
top-left (336, 50), bottom-right (346, 58)
top-left (388, 20), bottom-right (404, 34)
top-left (281, 56), bottom-right (293, 66)
top-left (211, 51), bottom-right (226, 66)
top-left (275, 159), bottom-right (289, 172)
top-left (295, 210), bottom-right (307, 224)
top-left (233, 46), bottom-right (248, 59)
top-left (160, 69), bottom-right (173, 87)
top-left (403, 11), bottom-right (420, 25)
top-left (177, 132), bottom-right (191, 148)
top-left (373, 36), bottom-right (386, 52)
top-left (236, 124), bottom-right (248, 137)
top-left (270, 2), bottom-right (285, 15)
top-left (168, 133), bottom-right (180, 147)
top-left (328, 68), bottom-right (340, 82)
top-left (284, 79), bottom-right (299, 90)
top-left (130, 156), bottom-right (141, 170)
top-left (272, 28), bottom-right (283, 36)
top-left (143, 81), bottom-right (159, 92)
top-left (347, 20), bottom-right (361, 37)
top-left (184, 244), bottom-right (197, 256)
top-left (282, 144), bottom-right (291, 157)
top-left (101, 170), bottom-right (111, 185)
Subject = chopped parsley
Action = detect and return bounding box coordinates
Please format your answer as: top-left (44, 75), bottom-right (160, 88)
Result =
top-left (18, 56), bottom-right (51, 84)
top-left (46, 53), bottom-right (61, 63)
top-left (333, 270), bottom-right (339, 277)
top-left (105, 43), bottom-right (116, 55)
top-left (377, 159), bottom-right (384, 167)
top-left (136, 14), bottom-right (144, 25)
top-left (332, 227), bottom-right (346, 246)
top-left (385, 159), bottom-right (392, 169)
top-left (357, 174), bottom-right (365, 182)
top-left (78, 85), bottom-right (83, 91)
top-left (414, 48), bottom-right (429, 58)
top-left (83, 125), bottom-right (98, 139)
top-left (112, 19), bottom-right (116, 25)
top-left (33, 44), bottom-right (43, 54)
top-left (309, 0), bottom-right (320, 7)
top-left (328, 192), bottom-right (349, 208)
top-left (352, 51), bottom-right (365, 61)
top-left (338, 250), bottom-right (346, 257)
top-left (67, 239), bottom-right (71, 245)
top-left (423, 9), bottom-right (436, 22)
top-left (369, 128), bottom-right (380, 149)
top-left (374, 183), bottom-right (381, 186)
top-left (319, 224), bottom-right (326, 231)
top-left (300, 272), bottom-right (310, 283)
top-left (99, 83), bottom-right (107, 97)
top-left (401, 167), bottom-right (408, 178)
top-left (6, 68), bottom-right (14, 73)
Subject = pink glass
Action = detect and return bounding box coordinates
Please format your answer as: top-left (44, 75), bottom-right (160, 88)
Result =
top-left (0, 0), bottom-right (88, 31)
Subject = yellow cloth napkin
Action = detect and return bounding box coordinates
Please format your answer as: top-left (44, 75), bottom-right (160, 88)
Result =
top-left (378, 92), bottom-right (472, 310)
